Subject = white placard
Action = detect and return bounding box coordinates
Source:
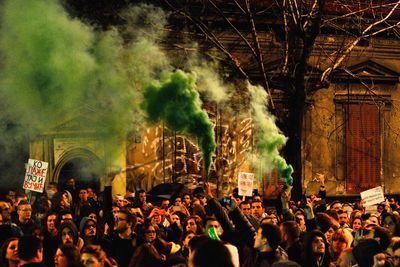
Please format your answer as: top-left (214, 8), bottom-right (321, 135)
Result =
top-left (360, 186), bottom-right (385, 207)
top-left (238, 172), bottom-right (254, 197)
top-left (23, 159), bottom-right (48, 193)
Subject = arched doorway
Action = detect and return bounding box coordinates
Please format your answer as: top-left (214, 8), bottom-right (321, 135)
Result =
top-left (54, 149), bottom-right (102, 190)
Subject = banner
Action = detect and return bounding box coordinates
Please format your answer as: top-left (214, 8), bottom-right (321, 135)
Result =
top-left (360, 186), bottom-right (384, 207)
top-left (238, 172), bottom-right (254, 197)
top-left (23, 159), bottom-right (48, 193)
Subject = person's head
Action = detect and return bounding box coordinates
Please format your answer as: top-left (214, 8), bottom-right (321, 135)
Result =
top-left (1, 237), bottom-right (18, 265)
top-left (17, 201), bottom-right (32, 223)
top-left (80, 217), bottom-right (97, 239)
top-left (294, 210), bottom-right (306, 230)
top-left (303, 230), bottom-right (329, 265)
top-left (58, 210), bottom-right (73, 226)
top-left (330, 200), bottom-right (342, 211)
top-left (189, 238), bottom-right (234, 267)
top-left (252, 194), bottom-right (262, 202)
top-left (174, 196), bottom-right (182, 206)
top-left (59, 221), bottom-right (79, 246)
top-left (137, 190), bottom-right (146, 203)
top-left (280, 221), bottom-right (300, 244)
top-left (0, 200), bottom-right (12, 221)
top-left (261, 212), bottom-right (279, 225)
top-left (183, 193), bottom-right (191, 206)
top-left (87, 211), bottom-right (97, 222)
top-left (18, 235), bottom-right (42, 263)
top-left (181, 231), bottom-right (196, 249)
top-left (45, 211), bottom-right (58, 232)
top-left (170, 213), bottom-right (181, 225)
top-left (254, 223), bottom-right (282, 252)
top-left (381, 212), bottom-right (400, 236)
top-left (46, 182), bottom-right (58, 199)
top-left (368, 213), bottom-right (380, 226)
top-left (160, 199), bottom-right (170, 211)
top-left (66, 178), bottom-right (76, 189)
top-left (149, 208), bottom-right (164, 226)
top-left (81, 245), bottom-right (110, 267)
top-left (337, 209), bottom-right (349, 225)
top-left (315, 212), bottom-right (339, 243)
top-left (113, 208), bottom-right (136, 234)
top-left (330, 228), bottom-right (352, 256)
top-left (351, 217), bottom-right (363, 232)
top-left (392, 241), bottom-right (400, 267)
top-left (251, 200), bottom-right (264, 219)
top-left (142, 223), bottom-right (158, 243)
top-left (184, 215), bottom-right (204, 235)
top-left (79, 188), bottom-right (88, 202)
top-left (239, 201), bottom-right (251, 215)
top-left (54, 244), bottom-right (81, 267)
top-left (205, 218), bottom-right (223, 236)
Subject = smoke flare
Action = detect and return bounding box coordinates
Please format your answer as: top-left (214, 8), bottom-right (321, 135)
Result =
top-left (247, 82), bottom-right (293, 186)
top-left (142, 70), bottom-right (216, 179)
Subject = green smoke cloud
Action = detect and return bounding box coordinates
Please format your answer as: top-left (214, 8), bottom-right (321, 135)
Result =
top-left (247, 82), bottom-right (293, 186)
top-left (142, 70), bottom-right (216, 178)
top-left (0, 0), bottom-right (143, 176)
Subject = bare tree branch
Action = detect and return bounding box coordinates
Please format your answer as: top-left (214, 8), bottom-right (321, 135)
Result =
top-left (323, 2), bottom-right (398, 25)
top-left (207, 0), bottom-right (258, 58)
top-left (320, 0), bottom-right (400, 83)
top-left (244, 0), bottom-right (274, 107)
top-left (163, 0), bottom-right (249, 79)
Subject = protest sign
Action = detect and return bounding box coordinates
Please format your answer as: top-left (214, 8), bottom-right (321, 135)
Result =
top-left (238, 172), bottom-right (254, 197)
top-left (360, 186), bottom-right (385, 207)
top-left (23, 159), bottom-right (48, 193)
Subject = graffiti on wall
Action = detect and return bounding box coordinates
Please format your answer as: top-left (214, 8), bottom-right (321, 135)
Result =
top-left (126, 118), bottom-right (254, 194)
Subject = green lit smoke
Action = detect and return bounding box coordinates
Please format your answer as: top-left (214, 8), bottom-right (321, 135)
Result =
top-left (247, 82), bottom-right (293, 186)
top-left (142, 70), bottom-right (216, 178)
top-left (0, 0), bottom-right (142, 175)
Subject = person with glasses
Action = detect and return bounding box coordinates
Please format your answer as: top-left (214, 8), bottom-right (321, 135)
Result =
top-left (130, 223), bottom-right (183, 267)
top-left (79, 217), bottom-right (110, 254)
top-left (108, 208), bottom-right (137, 267)
top-left (14, 200), bottom-right (38, 236)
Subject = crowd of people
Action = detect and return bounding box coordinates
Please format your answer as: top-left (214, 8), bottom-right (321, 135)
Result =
top-left (0, 175), bottom-right (399, 267)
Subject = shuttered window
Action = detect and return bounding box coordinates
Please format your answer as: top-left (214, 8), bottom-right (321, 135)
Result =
top-left (346, 104), bottom-right (380, 193)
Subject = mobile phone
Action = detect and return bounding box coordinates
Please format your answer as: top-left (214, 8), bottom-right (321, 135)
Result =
top-left (223, 197), bottom-right (231, 206)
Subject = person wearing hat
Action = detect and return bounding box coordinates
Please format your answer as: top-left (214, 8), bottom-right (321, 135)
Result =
top-left (58, 221), bottom-right (83, 250)
top-left (302, 230), bottom-right (333, 267)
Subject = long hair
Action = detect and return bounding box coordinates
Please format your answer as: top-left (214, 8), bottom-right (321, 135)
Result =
top-left (302, 230), bottom-right (332, 267)
top-left (0, 237), bottom-right (18, 267)
top-left (58, 244), bottom-right (82, 267)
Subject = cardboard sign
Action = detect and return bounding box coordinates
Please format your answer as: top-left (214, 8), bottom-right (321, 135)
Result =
top-left (23, 159), bottom-right (48, 193)
top-left (360, 186), bottom-right (385, 207)
top-left (238, 172), bottom-right (254, 197)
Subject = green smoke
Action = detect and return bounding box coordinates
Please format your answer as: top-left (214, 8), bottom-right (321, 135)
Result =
top-left (0, 0), bottom-right (142, 175)
top-left (142, 70), bottom-right (216, 178)
top-left (247, 82), bottom-right (293, 186)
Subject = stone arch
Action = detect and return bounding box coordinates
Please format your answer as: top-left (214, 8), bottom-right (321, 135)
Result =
top-left (53, 148), bottom-right (102, 189)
